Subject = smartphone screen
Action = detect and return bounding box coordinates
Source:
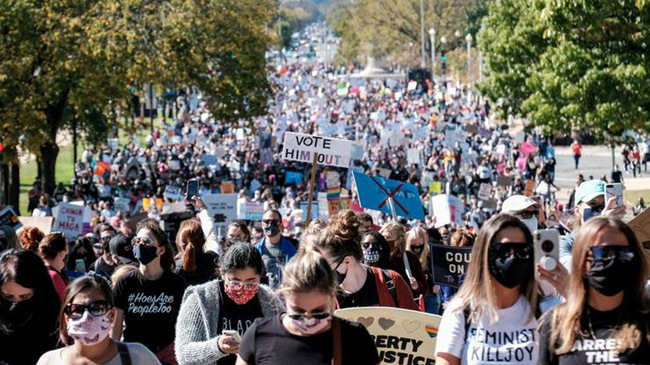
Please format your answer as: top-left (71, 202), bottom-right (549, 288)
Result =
top-left (186, 179), bottom-right (199, 199)
top-left (605, 183), bottom-right (623, 206)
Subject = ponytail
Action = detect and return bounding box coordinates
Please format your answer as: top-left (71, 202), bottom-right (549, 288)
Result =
top-left (176, 219), bottom-right (206, 273)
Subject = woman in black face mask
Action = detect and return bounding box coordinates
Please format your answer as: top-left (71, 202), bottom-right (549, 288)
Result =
top-left (539, 217), bottom-right (650, 364)
top-left (435, 214), bottom-right (538, 365)
top-left (0, 249), bottom-right (61, 365)
top-left (111, 218), bottom-right (187, 364)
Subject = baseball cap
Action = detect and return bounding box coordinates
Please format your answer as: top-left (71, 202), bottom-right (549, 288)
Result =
top-left (109, 234), bottom-right (135, 264)
top-left (502, 195), bottom-right (538, 213)
top-left (574, 180), bottom-right (605, 205)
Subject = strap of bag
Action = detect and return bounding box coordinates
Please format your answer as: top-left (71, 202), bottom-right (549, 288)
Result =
top-left (117, 342), bottom-right (133, 365)
top-left (331, 317), bottom-right (342, 365)
top-left (380, 269), bottom-right (398, 306)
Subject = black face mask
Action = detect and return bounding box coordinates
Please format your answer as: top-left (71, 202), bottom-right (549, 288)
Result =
top-left (133, 244), bottom-right (158, 266)
top-left (362, 240), bottom-right (390, 268)
top-left (334, 258), bottom-right (348, 285)
top-left (488, 252), bottom-right (532, 289)
top-left (0, 297), bottom-right (34, 330)
top-left (587, 257), bottom-right (633, 296)
top-left (262, 222), bottom-right (281, 237)
top-left (411, 245), bottom-right (425, 255)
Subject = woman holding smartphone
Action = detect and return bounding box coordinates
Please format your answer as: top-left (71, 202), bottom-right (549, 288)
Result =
top-left (538, 217), bottom-right (650, 364)
top-left (175, 243), bottom-right (282, 365)
top-left (236, 249), bottom-right (379, 365)
top-left (435, 214), bottom-right (539, 365)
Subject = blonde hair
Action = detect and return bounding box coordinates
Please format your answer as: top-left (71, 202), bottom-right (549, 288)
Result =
top-left (547, 217), bottom-right (649, 355)
top-left (450, 214), bottom-right (538, 323)
top-left (380, 222), bottom-right (406, 253)
top-left (277, 249), bottom-right (336, 298)
top-left (405, 227), bottom-right (429, 269)
top-left (110, 264), bottom-right (138, 287)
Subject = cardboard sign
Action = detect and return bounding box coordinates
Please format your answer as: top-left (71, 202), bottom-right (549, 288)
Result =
top-left (334, 307), bottom-right (442, 365)
top-left (285, 171), bottom-right (303, 185)
top-left (523, 180), bottom-right (535, 197)
top-left (430, 194), bottom-right (464, 228)
top-left (238, 201), bottom-right (264, 221)
top-left (626, 207), bottom-right (650, 266)
top-left (221, 182), bottom-right (235, 194)
top-left (17, 216), bottom-right (53, 234)
top-left (52, 202), bottom-right (84, 238)
top-left (202, 194), bottom-right (238, 228)
top-left (377, 168), bottom-right (392, 179)
top-left (282, 132), bottom-right (353, 168)
top-left (478, 183), bottom-right (492, 201)
top-left (0, 207), bottom-right (22, 231)
top-left (497, 176), bottom-right (513, 187)
top-left (353, 172), bottom-right (425, 221)
top-left (430, 244), bottom-right (472, 288)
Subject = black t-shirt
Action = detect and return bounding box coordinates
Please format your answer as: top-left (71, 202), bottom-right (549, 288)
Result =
top-left (611, 170), bottom-right (624, 183)
top-left (217, 281), bottom-right (264, 365)
top-left (92, 256), bottom-right (117, 278)
top-left (113, 270), bottom-right (186, 353)
top-left (539, 306), bottom-right (650, 365)
top-left (239, 314), bottom-right (379, 365)
top-left (176, 251), bottom-right (218, 286)
top-left (337, 268), bottom-right (379, 309)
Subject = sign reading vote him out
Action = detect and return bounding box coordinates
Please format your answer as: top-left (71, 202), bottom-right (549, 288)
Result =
top-left (282, 132), bottom-right (353, 168)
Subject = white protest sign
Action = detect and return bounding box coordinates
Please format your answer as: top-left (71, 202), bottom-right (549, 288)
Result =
top-left (407, 149), bottom-right (420, 165)
top-left (430, 194), bottom-right (464, 228)
top-left (334, 307), bottom-right (442, 365)
top-left (52, 202), bottom-right (84, 238)
top-left (317, 192), bottom-right (330, 222)
top-left (202, 194), bottom-right (238, 228)
top-left (164, 186), bottom-right (183, 201)
top-left (114, 197), bottom-right (131, 214)
top-left (238, 201), bottom-right (264, 221)
top-left (478, 183), bottom-right (492, 201)
top-left (282, 132), bottom-right (353, 168)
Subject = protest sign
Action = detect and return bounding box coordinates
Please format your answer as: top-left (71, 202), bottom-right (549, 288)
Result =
top-left (114, 197), bottom-right (130, 214)
top-left (17, 217), bottom-right (53, 234)
top-left (428, 181), bottom-right (442, 195)
top-left (430, 244), bottom-right (472, 288)
top-left (52, 202), bottom-right (84, 238)
top-left (407, 149), bottom-right (420, 165)
top-left (0, 207), bottom-right (22, 231)
top-left (626, 208), bottom-right (650, 266)
top-left (282, 132), bottom-right (353, 168)
top-left (317, 192), bottom-right (330, 222)
top-left (221, 182), bottom-right (235, 194)
top-left (477, 183), bottom-right (492, 201)
top-left (430, 194), bottom-right (464, 228)
top-left (285, 171), bottom-right (303, 185)
top-left (238, 201), bottom-right (264, 221)
top-left (523, 180), bottom-right (535, 197)
top-left (353, 172), bottom-right (425, 220)
top-left (497, 176), bottom-right (513, 187)
top-left (334, 307), bottom-right (442, 365)
top-left (377, 168), bottom-right (392, 179)
top-left (202, 194), bottom-right (238, 228)
top-left (200, 154), bottom-right (218, 166)
top-left (164, 186), bottom-right (183, 201)
top-left (300, 201), bottom-right (319, 222)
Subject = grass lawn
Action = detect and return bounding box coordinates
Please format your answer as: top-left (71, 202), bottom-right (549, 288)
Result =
top-left (624, 189), bottom-right (650, 208)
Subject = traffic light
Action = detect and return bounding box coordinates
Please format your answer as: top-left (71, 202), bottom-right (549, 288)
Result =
top-left (441, 52), bottom-right (447, 75)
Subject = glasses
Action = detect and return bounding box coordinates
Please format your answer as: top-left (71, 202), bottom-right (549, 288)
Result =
top-left (227, 280), bottom-right (259, 286)
top-left (64, 300), bottom-right (112, 320)
top-left (589, 246), bottom-right (635, 262)
top-left (286, 310), bottom-right (331, 321)
top-left (100, 236), bottom-right (113, 243)
top-left (516, 210), bottom-right (538, 220)
top-left (131, 236), bottom-right (155, 247)
top-left (262, 219), bottom-right (280, 225)
top-left (490, 242), bottom-right (532, 259)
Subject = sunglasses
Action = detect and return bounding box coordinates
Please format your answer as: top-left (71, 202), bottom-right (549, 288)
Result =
top-left (262, 219), bottom-right (280, 225)
top-left (516, 210), bottom-right (538, 220)
top-left (286, 310), bottom-right (331, 321)
top-left (490, 242), bottom-right (532, 259)
top-left (64, 300), bottom-right (112, 320)
top-left (100, 236), bottom-right (113, 243)
top-left (131, 236), bottom-right (155, 247)
top-left (589, 246), bottom-right (635, 262)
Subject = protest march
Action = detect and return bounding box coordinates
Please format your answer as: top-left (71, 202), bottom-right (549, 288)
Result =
top-left (1, 20), bottom-right (650, 365)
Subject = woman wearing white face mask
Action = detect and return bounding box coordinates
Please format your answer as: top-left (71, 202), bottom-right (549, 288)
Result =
top-left (37, 275), bottom-right (160, 364)
top-left (236, 249), bottom-right (379, 365)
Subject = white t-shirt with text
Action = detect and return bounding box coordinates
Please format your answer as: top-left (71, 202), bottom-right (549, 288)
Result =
top-left (36, 342), bottom-right (160, 365)
top-left (435, 295), bottom-right (538, 365)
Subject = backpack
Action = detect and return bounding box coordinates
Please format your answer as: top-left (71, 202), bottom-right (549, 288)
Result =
top-left (379, 269), bottom-right (398, 306)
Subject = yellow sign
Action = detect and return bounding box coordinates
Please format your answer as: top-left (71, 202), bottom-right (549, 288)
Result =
top-left (221, 182), bottom-right (235, 194)
top-left (429, 181), bottom-right (442, 194)
top-left (334, 306), bottom-right (442, 365)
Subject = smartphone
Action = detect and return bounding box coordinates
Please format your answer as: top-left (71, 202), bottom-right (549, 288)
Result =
top-left (222, 330), bottom-right (242, 344)
top-left (605, 183), bottom-right (623, 206)
top-left (75, 259), bottom-right (86, 273)
top-left (186, 179), bottom-right (199, 200)
top-left (533, 229), bottom-right (560, 281)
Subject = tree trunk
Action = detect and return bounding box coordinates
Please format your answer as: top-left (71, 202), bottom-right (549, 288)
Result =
top-left (40, 142), bottom-right (59, 196)
top-left (0, 163), bottom-right (8, 206)
top-left (8, 163), bottom-right (20, 214)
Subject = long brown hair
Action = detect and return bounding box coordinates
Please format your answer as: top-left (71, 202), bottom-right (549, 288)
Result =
top-left (59, 275), bottom-right (113, 345)
top-left (450, 214), bottom-right (537, 322)
top-left (136, 219), bottom-right (175, 271)
top-left (547, 217), bottom-right (649, 354)
top-left (176, 219), bottom-right (205, 272)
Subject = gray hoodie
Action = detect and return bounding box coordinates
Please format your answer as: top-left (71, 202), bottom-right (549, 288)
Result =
top-left (174, 280), bottom-right (283, 365)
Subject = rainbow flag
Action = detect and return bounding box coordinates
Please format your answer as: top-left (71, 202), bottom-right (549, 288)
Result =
top-left (425, 325), bottom-right (438, 338)
top-left (327, 187), bottom-right (340, 201)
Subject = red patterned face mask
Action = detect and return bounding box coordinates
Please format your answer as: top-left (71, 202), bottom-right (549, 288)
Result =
top-left (224, 281), bottom-right (259, 305)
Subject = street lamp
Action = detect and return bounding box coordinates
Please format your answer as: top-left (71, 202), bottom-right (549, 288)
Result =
top-left (465, 33), bottom-right (473, 84)
top-left (429, 28), bottom-right (436, 79)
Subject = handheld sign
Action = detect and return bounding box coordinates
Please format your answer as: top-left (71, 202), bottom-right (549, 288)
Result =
top-left (430, 244), bottom-right (472, 288)
top-left (17, 216), bottom-right (53, 235)
top-left (0, 207), bottom-right (22, 231)
top-left (477, 183), bottom-right (492, 201)
top-left (282, 132), bottom-right (353, 168)
top-left (202, 194), bottom-right (238, 230)
top-left (353, 172), bottom-right (425, 221)
top-left (334, 307), bottom-right (442, 365)
top-left (52, 202), bottom-right (84, 238)
top-left (430, 194), bottom-right (464, 228)
top-left (238, 201), bottom-right (264, 221)
top-left (627, 207), bottom-right (650, 267)
top-left (523, 180), bottom-right (535, 197)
